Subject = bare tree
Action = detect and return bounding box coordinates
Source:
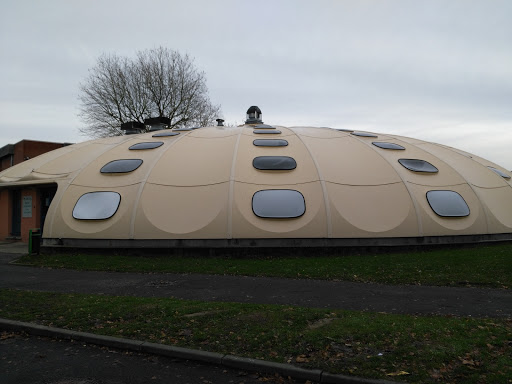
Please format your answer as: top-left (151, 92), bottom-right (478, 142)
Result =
top-left (78, 47), bottom-right (221, 138)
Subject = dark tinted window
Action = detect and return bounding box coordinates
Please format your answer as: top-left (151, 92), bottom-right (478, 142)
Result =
top-left (253, 156), bottom-right (297, 170)
top-left (252, 190), bottom-right (305, 218)
top-left (351, 132), bottom-right (378, 137)
top-left (254, 124), bottom-right (275, 129)
top-left (129, 142), bottom-right (164, 150)
top-left (372, 142), bottom-right (405, 150)
top-left (73, 192), bottom-right (121, 220)
top-left (488, 166), bottom-right (511, 179)
top-left (100, 159), bottom-right (143, 174)
top-left (254, 129), bottom-right (281, 134)
top-left (336, 128), bottom-right (354, 132)
top-left (399, 159), bottom-right (438, 173)
top-left (426, 190), bottom-right (470, 217)
top-left (253, 139), bottom-right (288, 147)
top-left (152, 131), bottom-right (180, 137)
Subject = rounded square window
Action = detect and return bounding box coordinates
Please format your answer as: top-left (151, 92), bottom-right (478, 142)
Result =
top-left (351, 132), bottom-right (378, 138)
top-left (152, 131), bottom-right (180, 137)
top-left (253, 129), bottom-right (281, 134)
top-left (129, 142), bottom-right (164, 150)
top-left (252, 189), bottom-right (305, 218)
top-left (100, 159), bottom-right (143, 174)
top-left (372, 142), bottom-right (405, 150)
top-left (253, 124), bottom-right (275, 129)
top-left (253, 139), bottom-right (288, 147)
top-left (426, 190), bottom-right (470, 217)
top-left (73, 191), bottom-right (121, 220)
top-left (335, 128), bottom-right (354, 132)
top-left (488, 166), bottom-right (511, 179)
top-left (253, 156), bottom-right (297, 170)
top-left (398, 159), bottom-right (438, 173)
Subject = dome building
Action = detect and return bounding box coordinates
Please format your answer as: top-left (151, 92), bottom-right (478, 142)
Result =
top-left (1, 107), bottom-right (511, 251)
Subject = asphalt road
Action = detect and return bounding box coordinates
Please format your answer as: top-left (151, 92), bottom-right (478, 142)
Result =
top-left (0, 331), bottom-right (296, 384)
top-left (0, 252), bottom-right (510, 318)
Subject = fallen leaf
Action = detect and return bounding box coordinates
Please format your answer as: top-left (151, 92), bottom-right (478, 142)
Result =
top-left (387, 371), bottom-right (411, 377)
top-left (295, 355), bottom-right (309, 363)
top-left (430, 369), bottom-right (443, 380)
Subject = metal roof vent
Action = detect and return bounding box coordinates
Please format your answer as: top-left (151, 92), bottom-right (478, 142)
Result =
top-left (216, 119), bottom-right (225, 126)
top-left (144, 117), bottom-right (171, 132)
top-left (246, 106), bottom-right (263, 124)
top-left (120, 121), bottom-right (145, 135)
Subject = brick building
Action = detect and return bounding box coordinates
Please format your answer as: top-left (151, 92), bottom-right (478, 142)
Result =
top-left (0, 140), bottom-right (71, 241)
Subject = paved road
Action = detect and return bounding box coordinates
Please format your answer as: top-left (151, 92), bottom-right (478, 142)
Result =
top-left (0, 332), bottom-right (296, 384)
top-left (1, 251), bottom-right (510, 318)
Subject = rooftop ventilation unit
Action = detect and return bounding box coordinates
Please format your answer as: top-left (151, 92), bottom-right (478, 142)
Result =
top-left (144, 117), bottom-right (171, 132)
top-left (120, 121), bottom-right (145, 135)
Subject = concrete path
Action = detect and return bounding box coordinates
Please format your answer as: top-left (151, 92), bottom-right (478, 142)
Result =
top-left (0, 245), bottom-right (510, 318)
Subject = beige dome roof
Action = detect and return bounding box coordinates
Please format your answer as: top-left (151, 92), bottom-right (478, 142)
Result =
top-left (1, 124), bottom-right (511, 248)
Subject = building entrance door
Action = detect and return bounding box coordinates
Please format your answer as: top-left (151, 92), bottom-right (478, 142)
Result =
top-left (11, 190), bottom-right (21, 236)
top-left (39, 186), bottom-right (57, 235)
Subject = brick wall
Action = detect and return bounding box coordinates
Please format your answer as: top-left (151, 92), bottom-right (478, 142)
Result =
top-left (13, 140), bottom-right (68, 165)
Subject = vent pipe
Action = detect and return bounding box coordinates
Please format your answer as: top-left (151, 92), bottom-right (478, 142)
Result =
top-left (245, 106), bottom-right (263, 124)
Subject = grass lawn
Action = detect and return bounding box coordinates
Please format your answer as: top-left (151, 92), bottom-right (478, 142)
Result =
top-left (16, 243), bottom-right (512, 288)
top-left (1, 289), bottom-right (510, 384)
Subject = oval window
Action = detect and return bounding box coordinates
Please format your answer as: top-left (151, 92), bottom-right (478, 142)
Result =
top-left (129, 142), bottom-right (164, 150)
top-left (399, 159), bottom-right (438, 173)
top-left (253, 139), bottom-right (288, 147)
top-left (252, 190), bottom-right (305, 218)
top-left (372, 142), bottom-right (405, 150)
top-left (100, 159), bottom-right (143, 174)
top-left (488, 166), bottom-right (511, 179)
top-left (253, 156), bottom-right (296, 170)
top-left (253, 130), bottom-right (281, 134)
top-left (73, 191), bottom-right (121, 220)
top-left (152, 131), bottom-right (180, 137)
top-left (253, 124), bottom-right (275, 129)
top-left (351, 132), bottom-right (378, 138)
top-left (426, 190), bottom-right (470, 217)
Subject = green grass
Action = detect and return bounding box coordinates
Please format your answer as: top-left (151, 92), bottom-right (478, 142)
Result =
top-left (1, 289), bottom-right (510, 384)
top-left (16, 243), bottom-right (512, 288)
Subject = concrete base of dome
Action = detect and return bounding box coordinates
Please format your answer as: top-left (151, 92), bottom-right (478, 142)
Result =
top-left (41, 234), bottom-right (512, 256)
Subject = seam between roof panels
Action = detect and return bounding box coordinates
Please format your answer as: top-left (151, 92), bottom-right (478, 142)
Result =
top-left (468, 184), bottom-right (512, 190)
top-left (129, 133), bottom-right (189, 238)
top-left (233, 180), bottom-right (404, 187)
top-left (144, 180), bottom-right (231, 188)
top-left (292, 132), bottom-right (333, 238)
top-left (406, 181), bottom-right (468, 187)
top-left (71, 181), bottom-right (143, 188)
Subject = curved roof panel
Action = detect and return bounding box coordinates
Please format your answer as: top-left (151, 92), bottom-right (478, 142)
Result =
top-left (1, 123), bottom-right (510, 247)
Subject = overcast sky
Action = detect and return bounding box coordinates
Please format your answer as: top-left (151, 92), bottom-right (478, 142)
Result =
top-left (1, 0), bottom-right (511, 169)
